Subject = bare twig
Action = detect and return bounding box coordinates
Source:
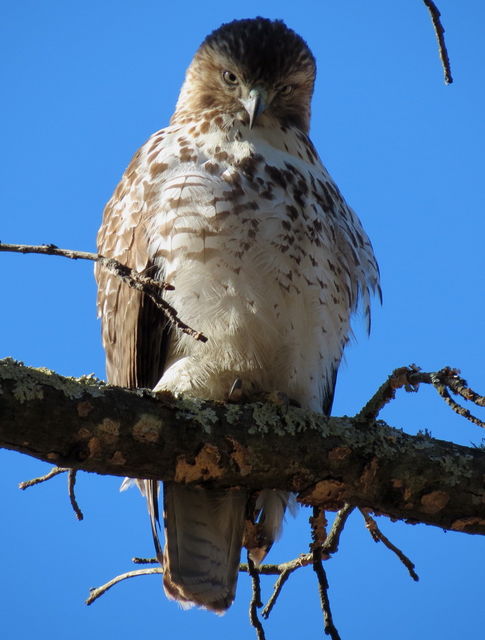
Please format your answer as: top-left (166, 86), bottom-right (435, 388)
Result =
top-left (311, 508), bottom-right (341, 640)
top-left (360, 509), bottom-right (419, 581)
top-left (444, 371), bottom-right (485, 408)
top-left (239, 555), bottom-right (312, 576)
top-left (257, 505), bottom-right (354, 618)
top-left (18, 466), bottom-right (68, 489)
top-left (132, 556), bottom-right (159, 564)
top-left (423, 0), bottom-right (453, 84)
top-left (261, 568), bottom-right (291, 619)
top-left (431, 375), bottom-right (485, 428)
top-left (67, 469), bottom-right (84, 521)
top-left (86, 567), bottom-right (163, 605)
top-left (18, 465), bottom-right (84, 520)
top-left (0, 242), bottom-right (207, 343)
top-left (313, 561), bottom-right (341, 640)
top-left (355, 365), bottom-right (420, 422)
top-left (356, 365), bottom-right (485, 428)
top-left (309, 505), bottom-right (328, 551)
top-left (0, 242), bottom-right (101, 262)
top-left (247, 554), bottom-right (266, 640)
top-left (323, 504), bottom-right (354, 555)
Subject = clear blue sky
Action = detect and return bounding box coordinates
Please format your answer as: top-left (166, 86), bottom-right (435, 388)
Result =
top-left (1, 1), bottom-right (484, 639)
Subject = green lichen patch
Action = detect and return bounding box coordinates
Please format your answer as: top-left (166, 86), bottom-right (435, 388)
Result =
top-left (250, 402), bottom-right (283, 435)
top-left (224, 403), bottom-right (243, 425)
top-left (0, 357), bottom-right (106, 401)
top-left (173, 395), bottom-right (218, 434)
top-left (283, 406), bottom-right (324, 435)
top-left (0, 358), bottom-right (44, 403)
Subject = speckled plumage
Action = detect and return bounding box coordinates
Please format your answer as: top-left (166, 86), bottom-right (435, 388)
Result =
top-left (96, 17), bottom-right (379, 612)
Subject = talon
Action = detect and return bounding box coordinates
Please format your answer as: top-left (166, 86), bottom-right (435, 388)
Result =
top-left (228, 377), bottom-right (244, 402)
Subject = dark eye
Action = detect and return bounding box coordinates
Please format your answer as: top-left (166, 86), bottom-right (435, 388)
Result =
top-left (222, 70), bottom-right (239, 86)
top-left (280, 84), bottom-right (293, 96)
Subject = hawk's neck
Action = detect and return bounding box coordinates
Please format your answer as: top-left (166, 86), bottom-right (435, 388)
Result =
top-left (170, 108), bottom-right (317, 166)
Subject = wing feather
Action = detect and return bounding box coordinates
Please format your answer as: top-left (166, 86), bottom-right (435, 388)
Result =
top-left (96, 137), bottom-right (171, 389)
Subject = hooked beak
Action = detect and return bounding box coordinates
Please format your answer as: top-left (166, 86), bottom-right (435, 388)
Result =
top-left (240, 87), bottom-right (267, 129)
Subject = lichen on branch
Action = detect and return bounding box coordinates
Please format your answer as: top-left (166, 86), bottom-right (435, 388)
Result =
top-left (1, 358), bottom-right (485, 535)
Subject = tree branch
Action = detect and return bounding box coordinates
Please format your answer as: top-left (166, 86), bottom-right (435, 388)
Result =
top-left (247, 554), bottom-right (266, 640)
top-left (18, 465), bottom-right (69, 489)
top-left (423, 0), bottom-right (453, 84)
top-left (67, 469), bottom-right (84, 521)
top-left (0, 242), bottom-right (207, 343)
top-left (360, 508), bottom-right (419, 581)
top-left (1, 358), bottom-right (485, 535)
top-left (86, 568), bottom-right (163, 605)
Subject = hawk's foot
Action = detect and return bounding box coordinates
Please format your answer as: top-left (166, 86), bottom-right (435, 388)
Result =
top-left (226, 379), bottom-right (300, 409)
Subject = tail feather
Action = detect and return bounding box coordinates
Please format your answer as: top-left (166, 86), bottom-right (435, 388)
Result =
top-left (121, 479), bottom-right (293, 610)
top-left (145, 479), bottom-right (163, 561)
top-left (162, 483), bottom-right (248, 612)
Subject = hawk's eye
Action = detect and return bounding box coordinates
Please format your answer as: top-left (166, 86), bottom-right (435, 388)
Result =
top-left (280, 84), bottom-right (293, 96)
top-left (222, 70), bottom-right (239, 86)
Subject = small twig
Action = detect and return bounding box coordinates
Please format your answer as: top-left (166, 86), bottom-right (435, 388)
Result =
top-left (355, 365), bottom-right (420, 422)
top-left (67, 470), bottom-right (84, 521)
top-left (259, 505), bottom-right (353, 618)
top-left (432, 376), bottom-right (485, 428)
top-left (247, 553), bottom-right (266, 640)
top-left (240, 555), bottom-right (311, 576)
top-left (323, 503), bottom-right (354, 555)
top-left (0, 242), bottom-right (207, 343)
top-left (18, 466), bottom-right (68, 489)
top-left (309, 505), bottom-right (328, 552)
top-left (86, 568), bottom-right (163, 605)
top-left (360, 509), bottom-right (419, 582)
top-left (19, 465), bottom-right (84, 520)
top-left (0, 242), bottom-right (171, 291)
top-left (311, 507), bottom-right (341, 640)
top-left (356, 365), bottom-right (485, 428)
top-left (313, 561), bottom-right (341, 640)
top-left (445, 371), bottom-right (485, 408)
top-left (261, 568), bottom-right (291, 619)
top-left (132, 556), bottom-right (159, 564)
top-left (241, 554), bottom-right (315, 618)
top-left (423, 0), bottom-right (453, 84)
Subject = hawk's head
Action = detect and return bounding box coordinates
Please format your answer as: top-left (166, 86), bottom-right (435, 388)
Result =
top-left (174, 18), bottom-right (316, 133)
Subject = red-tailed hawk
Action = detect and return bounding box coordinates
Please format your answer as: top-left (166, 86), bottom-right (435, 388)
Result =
top-left (96, 17), bottom-right (380, 612)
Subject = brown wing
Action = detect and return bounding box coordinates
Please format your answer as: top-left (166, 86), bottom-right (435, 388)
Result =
top-left (95, 148), bottom-right (171, 390)
top-left (96, 145), bottom-right (172, 566)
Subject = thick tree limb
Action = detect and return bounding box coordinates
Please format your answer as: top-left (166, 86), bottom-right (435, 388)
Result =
top-left (1, 358), bottom-right (485, 535)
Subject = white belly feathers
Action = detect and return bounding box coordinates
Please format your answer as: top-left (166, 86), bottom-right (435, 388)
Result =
top-left (148, 164), bottom-right (345, 412)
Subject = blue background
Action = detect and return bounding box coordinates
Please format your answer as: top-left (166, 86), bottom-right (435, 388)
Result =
top-left (1, 1), bottom-right (484, 639)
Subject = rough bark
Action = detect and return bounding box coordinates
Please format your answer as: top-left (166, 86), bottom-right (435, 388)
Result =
top-left (1, 357), bottom-right (484, 535)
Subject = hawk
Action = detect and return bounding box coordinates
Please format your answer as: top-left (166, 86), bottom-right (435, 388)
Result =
top-left (96, 17), bottom-right (380, 613)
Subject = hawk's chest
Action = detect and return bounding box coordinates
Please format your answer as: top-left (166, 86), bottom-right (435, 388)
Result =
top-left (144, 127), bottom-right (352, 408)
top-left (148, 129), bottom-right (324, 292)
